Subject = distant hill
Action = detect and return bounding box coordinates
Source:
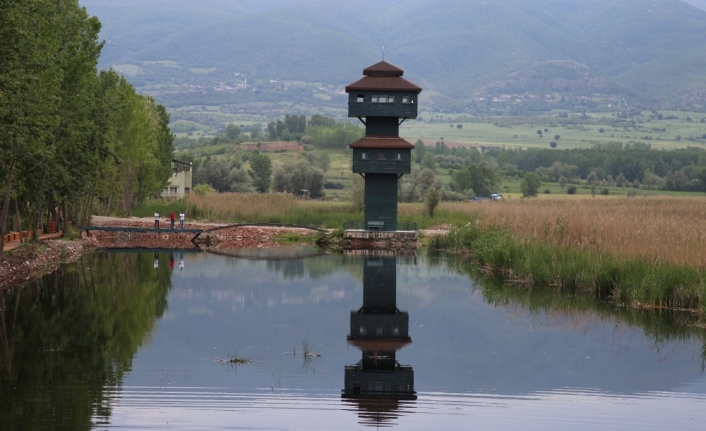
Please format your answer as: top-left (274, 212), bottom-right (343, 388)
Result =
top-left (475, 61), bottom-right (632, 98)
top-left (83, 0), bottom-right (706, 108)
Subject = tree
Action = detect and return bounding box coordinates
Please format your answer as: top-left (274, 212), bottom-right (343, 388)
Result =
top-left (554, 135), bottom-right (560, 140)
top-left (350, 174), bottom-right (365, 212)
top-left (422, 154), bottom-right (437, 170)
top-left (316, 152), bottom-right (330, 173)
top-left (226, 123), bottom-right (241, 140)
top-left (413, 139), bottom-right (427, 164)
top-left (425, 187), bottom-right (441, 218)
top-left (400, 167), bottom-right (436, 202)
top-left (520, 172), bottom-right (541, 197)
top-left (248, 152), bottom-right (272, 193)
top-left (453, 164), bottom-right (498, 197)
top-left (550, 141), bottom-right (557, 148)
top-left (457, 124), bottom-right (463, 129)
top-left (272, 160), bottom-right (325, 198)
top-left (559, 176), bottom-right (567, 189)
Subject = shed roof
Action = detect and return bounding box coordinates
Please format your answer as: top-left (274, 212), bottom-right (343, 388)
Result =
top-left (346, 61), bottom-right (422, 93)
top-left (349, 136), bottom-right (415, 149)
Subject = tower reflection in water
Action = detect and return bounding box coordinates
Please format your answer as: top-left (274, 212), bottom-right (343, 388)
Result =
top-left (342, 252), bottom-right (416, 427)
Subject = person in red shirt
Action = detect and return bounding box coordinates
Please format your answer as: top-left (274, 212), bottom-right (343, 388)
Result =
top-left (170, 211), bottom-right (175, 229)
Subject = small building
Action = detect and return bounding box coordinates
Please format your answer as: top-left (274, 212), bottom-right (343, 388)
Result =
top-left (161, 159), bottom-right (193, 200)
top-left (346, 61), bottom-right (422, 232)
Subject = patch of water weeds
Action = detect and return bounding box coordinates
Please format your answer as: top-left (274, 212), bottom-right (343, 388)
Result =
top-left (429, 224), bottom-right (706, 313)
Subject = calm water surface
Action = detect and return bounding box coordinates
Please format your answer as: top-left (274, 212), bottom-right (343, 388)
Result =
top-left (2, 247), bottom-right (706, 430)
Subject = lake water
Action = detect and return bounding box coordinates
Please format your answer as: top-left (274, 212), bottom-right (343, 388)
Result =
top-left (2, 247), bottom-right (706, 430)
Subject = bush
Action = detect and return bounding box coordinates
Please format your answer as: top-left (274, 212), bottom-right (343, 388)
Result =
top-left (544, 189), bottom-right (551, 194)
top-left (601, 188), bottom-right (610, 195)
top-left (193, 184), bottom-right (216, 196)
top-left (567, 186), bottom-right (577, 194)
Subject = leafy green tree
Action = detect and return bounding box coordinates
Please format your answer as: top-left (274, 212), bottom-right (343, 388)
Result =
top-left (248, 151), bottom-right (272, 193)
top-left (272, 160), bottom-right (325, 198)
top-left (226, 123), bottom-right (241, 140)
top-left (400, 167), bottom-right (436, 202)
top-left (349, 174), bottom-right (365, 212)
top-left (453, 164), bottom-right (498, 197)
top-left (414, 139), bottom-right (427, 163)
top-left (520, 172), bottom-right (541, 197)
top-left (422, 154), bottom-right (437, 170)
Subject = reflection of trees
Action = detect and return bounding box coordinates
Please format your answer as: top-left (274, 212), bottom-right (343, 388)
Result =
top-left (0, 252), bottom-right (172, 430)
top-left (427, 250), bottom-right (706, 368)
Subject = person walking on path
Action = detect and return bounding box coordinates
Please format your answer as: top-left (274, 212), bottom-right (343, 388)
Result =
top-left (154, 211), bottom-right (160, 229)
top-left (170, 211), bottom-right (175, 229)
top-left (179, 211), bottom-right (185, 229)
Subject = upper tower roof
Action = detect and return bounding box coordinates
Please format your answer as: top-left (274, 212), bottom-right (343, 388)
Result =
top-left (346, 61), bottom-right (422, 93)
top-left (363, 61), bottom-right (404, 77)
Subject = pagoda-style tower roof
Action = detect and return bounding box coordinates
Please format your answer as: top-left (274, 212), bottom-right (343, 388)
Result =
top-left (349, 136), bottom-right (415, 149)
top-left (346, 61), bottom-right (422, 93)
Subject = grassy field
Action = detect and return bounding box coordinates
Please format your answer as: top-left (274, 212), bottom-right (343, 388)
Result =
top-left (401, 111), bottom-right (706, 150)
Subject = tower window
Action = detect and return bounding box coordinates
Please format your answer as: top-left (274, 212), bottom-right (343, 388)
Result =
top-left (362, 152), bottom-right (368, 160)
top-left (402, 96), bottom-right (411, 104)
top-left (372, 95), bottom-right (395, 103)
top-left (356, 94), bottom-right (365, 103)
top-left (396, 153), bottom-right (402, 160)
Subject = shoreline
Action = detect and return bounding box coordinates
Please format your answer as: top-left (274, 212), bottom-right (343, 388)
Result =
top-left (1, 216), bottom-right (325, 289)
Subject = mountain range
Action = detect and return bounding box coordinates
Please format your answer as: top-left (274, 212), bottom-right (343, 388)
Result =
top-left (83, 0), bottom-right (706, 108)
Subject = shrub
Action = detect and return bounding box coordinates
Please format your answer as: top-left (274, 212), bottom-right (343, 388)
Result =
top-left (567, 186), bottom-right (577, 194)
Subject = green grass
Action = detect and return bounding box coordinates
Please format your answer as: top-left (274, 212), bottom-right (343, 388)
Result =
top-left (401, 112), bottom-right (706, 151)
top-left (430, 224), bottom-right (706, 311)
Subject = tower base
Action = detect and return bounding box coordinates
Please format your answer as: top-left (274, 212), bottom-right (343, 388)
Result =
top-left (343, 230), bottom-right (419, 250)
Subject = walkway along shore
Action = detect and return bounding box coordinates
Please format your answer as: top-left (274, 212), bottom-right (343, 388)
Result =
top-left (0, 216), bottom-right (326, 289)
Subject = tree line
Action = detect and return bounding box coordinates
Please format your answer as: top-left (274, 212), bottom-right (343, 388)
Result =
top-left (0, 0), bottom-right (174, 250)
top-left (412, 140), bottom-right (706, 196)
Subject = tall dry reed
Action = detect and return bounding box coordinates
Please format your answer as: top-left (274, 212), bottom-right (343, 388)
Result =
top-left (440, 196), bottom-right (706, 268)
top-left (187, 193), bottom-right (298, 221)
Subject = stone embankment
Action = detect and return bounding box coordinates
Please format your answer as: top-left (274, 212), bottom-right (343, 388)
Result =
top-left (87, 216), bottom-right (320, 249)
top-left (0, 240), bottom-right (90, 289)
top-left (0, 216), bottom-right (322, 289)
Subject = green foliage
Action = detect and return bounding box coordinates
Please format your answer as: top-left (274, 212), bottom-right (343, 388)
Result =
top-left (453, 164), bottom-right (498, 197)
top-left (272, 160), bottom-right (325, 198)
top-left (521, 172), bottom-right (542, 197)
top-left (248, 152), bottom-right (273, 193)
top-left (0, 0), bottom-right (173, 249)
top-left (567, 185), bottom-right (577, 194)
top-left (193, 183), bottom-right (216, 196)
top-left (349, 174), bottom-right (365, 212)
top-left (195, 156), bottom-right (250, 192)
top-left (425, 187), bottom-right (441, 218)
top-left (0, 252), bottom-right (172, 428)
top-left (399, 167), bottom-right (437, 202)
top-left (430, 225), bottom-right (706, 310)
top-left (225, 123), bottom-right (241, 140)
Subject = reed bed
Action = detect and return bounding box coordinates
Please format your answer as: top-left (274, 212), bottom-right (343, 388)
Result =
top-left (439, 196), bottom-right (706, 268)
top-left (430, 223), bottom-right (706, 311)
